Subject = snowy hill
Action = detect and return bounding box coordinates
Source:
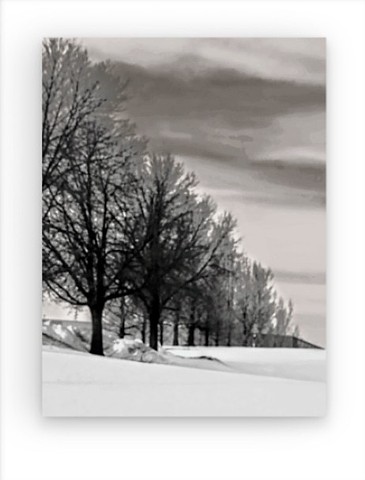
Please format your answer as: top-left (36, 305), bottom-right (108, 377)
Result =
top-left (42, 346), bottom-right (326, 417)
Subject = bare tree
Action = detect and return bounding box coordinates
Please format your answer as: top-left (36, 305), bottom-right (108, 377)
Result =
top-left (125, 155), bottom-right (236, 350)
top-left (43, 120), bottom-right (145, 355)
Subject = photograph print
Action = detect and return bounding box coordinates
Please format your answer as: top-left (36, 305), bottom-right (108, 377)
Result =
top-left (42, 38), bottom-right (326, 416)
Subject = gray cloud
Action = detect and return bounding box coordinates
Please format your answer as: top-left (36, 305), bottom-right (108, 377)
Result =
top-left (84, 37), bottom-right (326, 86)
top-left (98, 54), bottom-right (326, 208)
top-left (274, 270), bottom-right (326, 285)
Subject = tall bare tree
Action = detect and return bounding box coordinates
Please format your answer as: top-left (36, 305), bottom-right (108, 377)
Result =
top-left (43, 120), bottom-right (145, 355)
top-left (125, 155), bottom-right (236, 350)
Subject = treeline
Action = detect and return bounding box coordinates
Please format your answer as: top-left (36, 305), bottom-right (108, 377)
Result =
top-left (42, 39), bottom-right (299, 355)
top-left (104, 260), bottom-right (298, 348)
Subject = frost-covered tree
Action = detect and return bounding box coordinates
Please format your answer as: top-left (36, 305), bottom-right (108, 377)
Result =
top-left (236, 260), bottom-right (299, 346)
top-left (268, 298), bottom-right (296, 346)
top-left (236, 261), bottom-right (276, 345)
top-left (42, 38), bottom-right (126, 193)
top-left (274, 298), bottom-right (293, 335)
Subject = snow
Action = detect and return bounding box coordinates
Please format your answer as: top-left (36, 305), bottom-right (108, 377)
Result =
top-left (109, 338), bottom-right (168, 363)
top-left (163, 346), bottom-right (326, 382)
top-left (42, 322), bottom-right (88, 352)
top-left (42, 346), bottom-right (326, 417)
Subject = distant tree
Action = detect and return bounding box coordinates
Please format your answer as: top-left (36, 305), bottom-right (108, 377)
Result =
top-left (237, 261), bottom-right (277, 346)
top-left (270, 298), bottom-right (297, 346)
top-left (215, 236), bottom-right (240, 346)
top-left (237, 257), bottom-right (253, 345)
top-left (172, 216), bottom-right (240, 348)
top-left (197, 247), bottom-right (238, 346)
top-left (292, 324), bottom-right (301, 347)
top-left (274, 298), bottom-right (292, 334)
top-left (104, 297), bottom-right (128, 338)
top-left (250, 262), bottom-right (276, 337)
top-left (103, 296), bottom-right (146, 340)
top-left (171, 297), bottom-right (183, 346)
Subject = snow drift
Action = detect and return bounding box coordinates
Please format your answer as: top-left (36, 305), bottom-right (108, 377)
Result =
top-left (42, 346), bottom-right (326, 417)
top-left (42, 322), bottom-right (230, 370)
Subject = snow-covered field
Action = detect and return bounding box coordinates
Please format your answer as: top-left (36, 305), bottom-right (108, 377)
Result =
top-left (42, 346), bottom-right (326, 417)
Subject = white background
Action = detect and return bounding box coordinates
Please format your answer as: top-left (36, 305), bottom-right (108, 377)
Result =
top-left (1, 0), bottom-right (364, 479)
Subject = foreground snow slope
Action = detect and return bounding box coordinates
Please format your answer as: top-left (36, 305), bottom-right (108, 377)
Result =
top-left (164, 346), bottom-right (326, 382)
top-left (43, 347), bottom-right (326, 416)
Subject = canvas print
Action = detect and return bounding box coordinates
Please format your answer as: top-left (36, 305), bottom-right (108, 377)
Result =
top-left (42, 38), bottom-right (326, 416)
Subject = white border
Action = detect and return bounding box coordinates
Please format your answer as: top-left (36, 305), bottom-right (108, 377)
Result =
top-left (1, 1), bottom-right (365, 479)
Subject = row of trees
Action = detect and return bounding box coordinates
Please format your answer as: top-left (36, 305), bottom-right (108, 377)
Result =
top-left (42, 39), bottom-right (299, 355)
top-left (104, 259), bottom-right (297, 348)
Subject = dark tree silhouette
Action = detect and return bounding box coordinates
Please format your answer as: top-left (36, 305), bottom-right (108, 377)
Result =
top-left (125, 155), bottom-right (236, 350)
top-left (43, 120), bottom-right (145, 355)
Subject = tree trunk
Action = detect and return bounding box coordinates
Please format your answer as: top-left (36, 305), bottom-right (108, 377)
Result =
top-left (119, 297), bottom-right (126, 339)
top-left (173, 318), bottom-right (179, 346)
top-left (149, 295), bottom-right (160, 351)
top-left (227, 323), bottom-right (232, 346)
top-left (242, 313), bottom-right (248, 346)
top-left (187, 324), bottom-right (195, 346)
top-left (142, 314), bottom-right (147, 344)
top-left (159, 320), bottom-right (164, 346)
top-left (204, 327), bottom-right (210, 346)
top-left (187, 300), bottom-right (196, 346)
top-left (215, 320), bottom-right (220, 346)
top-left (90, 304), bottom-right (104, 356)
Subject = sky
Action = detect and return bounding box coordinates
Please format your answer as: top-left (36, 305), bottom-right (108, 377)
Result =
top-left (46, 38), bottom-right (326, 347)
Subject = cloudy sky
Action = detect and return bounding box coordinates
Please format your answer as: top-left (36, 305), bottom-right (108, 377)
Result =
top-left (52, 38), bottom-right (326, 346)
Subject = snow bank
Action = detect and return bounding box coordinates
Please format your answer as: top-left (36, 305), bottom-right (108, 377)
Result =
top-left (43, 324), bottom-right (170, 364)
top-left (164, 346), bottom-right (326, 382)
top-left (43, 322), bottom-right (123, 352)
top-left (42, 324), bottom-right (230, 369)
top-left (108, 338), bottom-right (167, 364)
top-left (42, 322), bottom-right (88, 352)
